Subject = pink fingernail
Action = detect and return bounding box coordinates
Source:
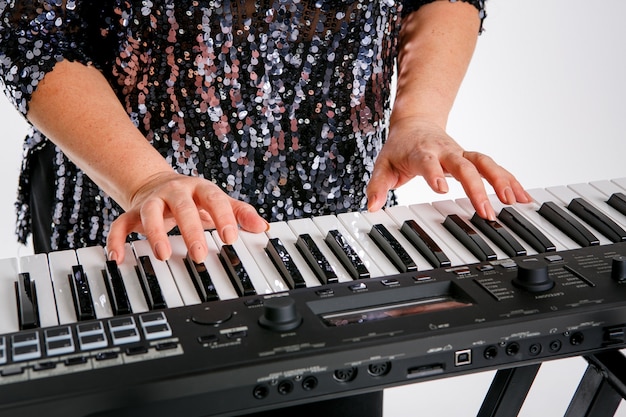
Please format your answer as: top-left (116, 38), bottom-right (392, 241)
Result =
top-left (436, 178), bottom-right (448, 193)
top-left (222, 225), bottom-right (238, 244)
top-left (154, 242), bottom-right (169, 261)
top-left (189, 240), bottom-right (206, 263)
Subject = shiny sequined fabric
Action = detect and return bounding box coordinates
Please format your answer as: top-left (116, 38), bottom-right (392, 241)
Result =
top-left (0, 0), bottom-right (485, 251)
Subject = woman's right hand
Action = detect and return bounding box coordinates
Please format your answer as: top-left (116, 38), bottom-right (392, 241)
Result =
top-left (106, 171), bottom-right (269, 264)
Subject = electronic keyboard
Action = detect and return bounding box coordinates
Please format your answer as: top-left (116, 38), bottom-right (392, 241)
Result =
top-left (3, 179), bottom-right (626, 416)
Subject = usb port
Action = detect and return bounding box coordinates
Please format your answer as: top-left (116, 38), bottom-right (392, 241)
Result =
top-left (455, 349), bottom-right (472, 366)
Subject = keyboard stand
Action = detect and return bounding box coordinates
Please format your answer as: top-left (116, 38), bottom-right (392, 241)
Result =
top-left (476, 350), bottom-right (626, 417)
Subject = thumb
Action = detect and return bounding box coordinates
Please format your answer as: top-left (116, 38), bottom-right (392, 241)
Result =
top-left (366, 162), bottom-right (398, 212)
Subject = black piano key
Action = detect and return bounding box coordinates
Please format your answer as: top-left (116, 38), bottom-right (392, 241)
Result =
top-left (443, 214), bottom-right (497, 262)
top-left (184, 254), bottom-right (220, 302)
top-left (295, 234), bottom-right (338, 285)
top-left (607, 192), bottom-right (626, 217)
top-left (137, 256), bottom-right (168, 310)
top-left (498, 207), bottom-right (556, 253)
top-left (219, 245), bottom-right (256, 297)
top-left (68, 265), bottom-right (96, 321)
top-left (369, 224), bottom-right (417, 273)
top-left (538, 201), bottom-right (600, 247)
top-left (15, 273), bottom-right (39, 330)
top-left (568, 197), bottom-right (626, 243)
top-left (325, 229), bottom-right (370, 280)
top-left (103, 260), bottom-right (132, 315)
top-left (400, 219), bottom-right (451, 268)
top-left (470, 213), bottom-right (527, 257)
top-left (265, 238), bottom-right (307, 289)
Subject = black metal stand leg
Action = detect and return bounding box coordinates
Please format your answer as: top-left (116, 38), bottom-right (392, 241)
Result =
top-left (564, 350), bottom-right (626, 417)
top-left (476, 364), bottom-right (541, 417)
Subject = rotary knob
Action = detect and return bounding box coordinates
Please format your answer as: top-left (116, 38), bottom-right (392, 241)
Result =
top-left (611, 255), bottom-right (626, 281)
top-left (513, 259), bottom-right (554, 292)
top-left (258, 297), bottom-right (302, 332)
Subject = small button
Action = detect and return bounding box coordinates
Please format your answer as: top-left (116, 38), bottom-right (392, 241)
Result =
top-left (198, 334), bottom-right (219, 344)
top-left (125, 346), bottom-right (149, 356)
top-left (381, 278), bottom-right (399, 286)
top-left (64, 356), bottom-right (88, 366)
top-left (545, 255), bottom-right (563, 263)
top-left (155, 341), bottom-right (178, 351)
top-left (226, 330), bottom-right (247, 339)
top-left (33, 361), bottom-right (57, 371)
top-left (477, 264), bottom-right (494, 272)
top-left (244, 298), bottom-right (263, 307)
top-left (348, 282), bottom-right (367, 292)
top-left (315, 288), bottom-right (334, 297)
top-left (96, 351), bottom-right (119, 361)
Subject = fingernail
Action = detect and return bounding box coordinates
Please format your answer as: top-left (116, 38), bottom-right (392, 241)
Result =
top-left (108, 250), bottom-right (118, 262)
top-left (504, 187), bottom-right (515, 205)
top-left (482, 201), bottom-right (496, 221)
top-left (154, 241), bottom-right (170, 261)
top-left (436, 178), bottom-right (448, 193)
top-left (367, 194), bottom-right (380, 212)
top-left (222, 225), bottom-right (238, 244)
top-left (189, 240), bottom-right (206, 263)
top-left (264, 219), bottom-right (271, 232)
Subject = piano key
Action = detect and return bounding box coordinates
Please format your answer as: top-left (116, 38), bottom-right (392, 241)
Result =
top-left (384, 204), bottom-right (464, 266)
top-left (165, 235), bottom-right (203, 305)
top-left (610, 177), bottom-right (626, 191)
top-left (497, 207), bottom-right (555, 253)
top-left (199, 231), bottom-right (243, 301)
top-left (75, 246), bottom-right (114, 319)
top-left (359, 209), bottom-right (434, 271)
top-left (15, 273), bottom-right (39, 330)
top-left (266, 221), bottom-right (322, 288)
top-left (19, 254), bottom-right (59, 328)
top-left (136, 255), bottom-right (168, 310)
top-left (325, 229), bottom-right (370, 280)
top-left (537, 201), bottom-right (600, 247)
top-left (455, 197), bottom-right (542, 255)
top-left (432, 200), bottom-right (502, 261)
top-left (312, 214), bottom-right (385, 277)
top-left (368, 223), bottom-right (418, 273)
top-left (0, 258), bottom-right (20, 333)
top-left (219, 244), bottom-right (257, 297)
top-left (523, 189), bottom-right (588, 250)
top-left (607, 192), bottom-right (626, 217)
top-left (111, 243), bottom-right (150, 314)
top-left (68, 265), bottom-right (96, 321)
top-left (469, 213), bottom-right (527, 257)
top-left (237, 230), bottom-right (289, 292)
top-left (336, 212), bottom-right (400, 275)
top-left (567, 198), bottom-right (626, 242)
top-left (295, 233), bottom-right (339, 285)
top-left (103, 260), bottom-right (133, 315)
top-left (47, 250), bottom-right (81, 324)
top-left (132, 239), bottom-right (184, 308)
top-left (184, 253), bottom-right (220, 302)
top-left (211, 230), bottom-right (275, 295)
top-left (288, 218), bottom-right (353, 282)
top-left (265, 238), bottom-right (307, 289)
top-left (400, 219), bottom-right (451, 268)
top-left (586, 181), bottom-right (626, 225)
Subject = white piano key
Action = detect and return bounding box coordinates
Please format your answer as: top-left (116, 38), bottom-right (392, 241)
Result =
top-left (75, 245), bottom-right (114, 319)
top-left (20, 253), bottom-right (58, 328)
top-left (131, 239), bottom-right (184, 308)
top-left (455, 198), bottom-right (539, 256)
top-left (210, 231), bottom-right (274, 294)
top-left (112, 243), bottom-right (150, 313)
top-left (287, 217), bottom-right (353, 283)
top-left (432, 200), bottom-right (509, 261)
top-left (0, 257), bottom-right (20, 333)
top-left (311, 214), bottom-right (385, 278)
top-left (238, 230), bottom-right (289, 293)
top-left (576, 181), bottom-right (626, 227)
top-left (47, 250), bottom-right (80, 324)
top-left (359, 209), bottom-right (434, 271)
top-left (384, 204), bottom-right (465, 267)
top-left (610, 177), bottom-right (626, 191)
top-left (166, 235), bottom-right (203, 305)
top-left (525, 188), bottom-right (585, 250)
top-left (266, 221), bottom-right (322, 288)
top-left (336, 212), bottom-right (400, 275)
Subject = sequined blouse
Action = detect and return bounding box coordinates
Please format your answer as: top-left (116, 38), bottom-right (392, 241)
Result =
top-left (0, 0), bottom-right (484, 251)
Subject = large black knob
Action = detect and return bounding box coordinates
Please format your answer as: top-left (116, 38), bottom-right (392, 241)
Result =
top-left (258, 297), bottom-right (302, 332)
top-left (611, 255), bottom-right (626, 281)
top-left (513, 259), bottom-right (554, 292)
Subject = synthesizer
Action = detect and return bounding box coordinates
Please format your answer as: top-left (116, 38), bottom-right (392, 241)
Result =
top-left (3, 179), bottom-right (626, 416)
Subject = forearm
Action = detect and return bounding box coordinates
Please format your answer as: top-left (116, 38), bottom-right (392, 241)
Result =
top-left (392, 0), bottom-right (481, 128)
top-left (27, 60), bottom-right (174, 210)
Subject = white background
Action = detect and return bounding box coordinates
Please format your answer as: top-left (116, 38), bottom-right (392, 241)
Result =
top-left (0, 0), bottom-right (624, 415)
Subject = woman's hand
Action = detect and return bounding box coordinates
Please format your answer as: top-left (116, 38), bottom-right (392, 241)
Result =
top-left (106, 171), bottom-right (269, 264)
top-left (366, 116), bottom-right (531, 219)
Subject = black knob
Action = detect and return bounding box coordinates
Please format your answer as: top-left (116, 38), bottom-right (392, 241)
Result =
top-left (258, 297), bottom-right (302, 332)
top-left (513, 259), bottom-right (554, 292)
top-left (611, 255), bottom-right (626, 281)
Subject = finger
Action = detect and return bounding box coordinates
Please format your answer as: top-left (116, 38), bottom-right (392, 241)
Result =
top-left (106, 212), bottom-right (138, 264)
top-left (167, 194), bottom-right (209, 264)
top-left (415, 152), bottom-right (450, 195)
top-left (139, 197), bottom-right (173, 261)
top-left (444, 153), bottom-right (495, 220)
top-left (464, 152), bottom-right (532, 205)
top-left (366, 159), bottom-right (399, 212)
top-left (232, 201), bottom-right (269, 233)
top-left (196, 184), bottom-right (239, 244)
